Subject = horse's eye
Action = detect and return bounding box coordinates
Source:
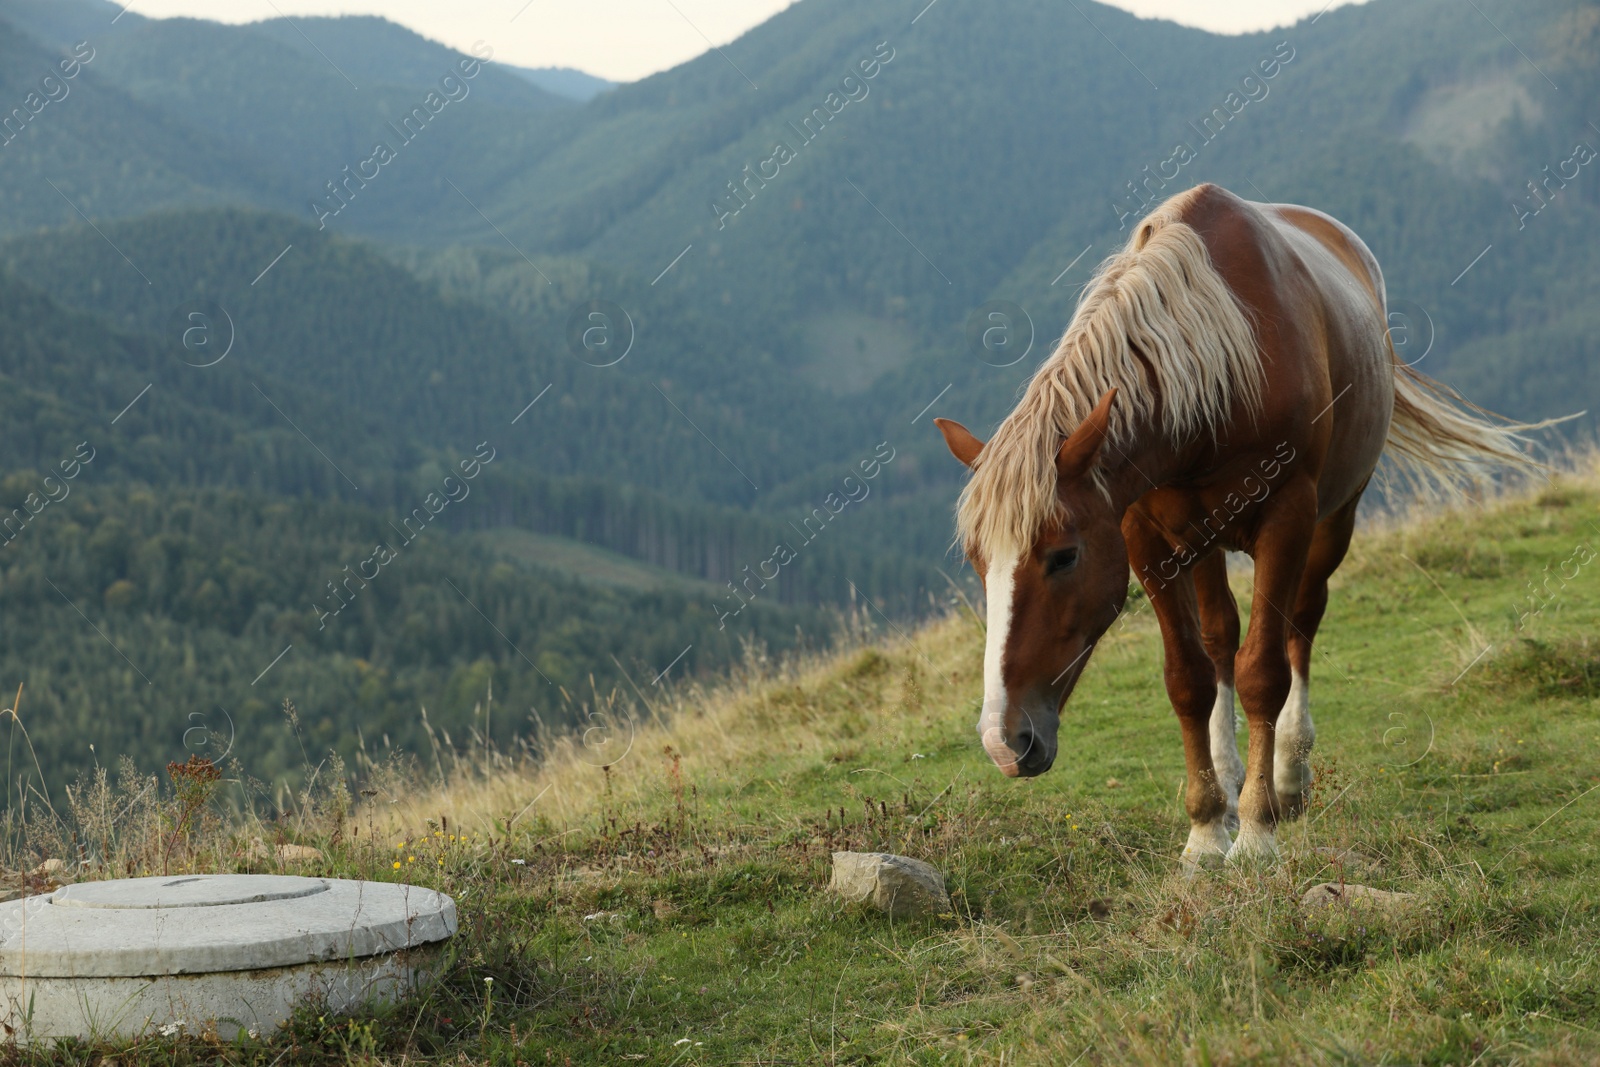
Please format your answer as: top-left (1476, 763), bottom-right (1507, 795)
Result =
top-left (1046, 547), bottom-right (1079, 575)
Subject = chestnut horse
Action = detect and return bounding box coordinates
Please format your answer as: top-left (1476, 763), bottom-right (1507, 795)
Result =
top-left (936, 183), bottom-right (1542, 863)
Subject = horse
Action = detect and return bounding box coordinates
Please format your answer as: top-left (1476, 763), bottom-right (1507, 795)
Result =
top-left (935, 183), bottom-right (1545, 864)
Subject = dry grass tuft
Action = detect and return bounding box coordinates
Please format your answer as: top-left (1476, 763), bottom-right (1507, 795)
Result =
top-left (367, 627), bottom-right (979, 840)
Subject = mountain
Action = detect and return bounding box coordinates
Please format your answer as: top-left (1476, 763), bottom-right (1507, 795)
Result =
top-left (0, 206), bottom-right (940, 611)
top-left (0, 0), bottom-right (577, 234)
top-left (0, 1), bottom-right (566, 111)
top-left (0, 264), bottom-right (834, 783)
top-left (0, 15), bottom-right (269, 231)
top-left (454, 0), bottom-right (1599, 432)
top-left (507, 65), bottom-right (616, 101)
top-left (408, 0), bottom-right (1599, 547)
top-left (0, 0), bottom-right (1596, 789)
top-left (5, 0), bottom-right (1595, 441)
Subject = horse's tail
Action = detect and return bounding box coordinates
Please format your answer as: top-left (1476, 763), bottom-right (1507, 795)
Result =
top-left (1384, 361), bottom-right (1577, 496)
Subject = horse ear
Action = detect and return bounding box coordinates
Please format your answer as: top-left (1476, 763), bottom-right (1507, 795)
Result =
top-left (1056, 388), bottom-right (1118, 480)
top-left (934, 418), bottom-right (985, 469)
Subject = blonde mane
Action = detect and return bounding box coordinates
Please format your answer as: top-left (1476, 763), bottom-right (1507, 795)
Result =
top-left (956, 197), bottom-right (1263, 559)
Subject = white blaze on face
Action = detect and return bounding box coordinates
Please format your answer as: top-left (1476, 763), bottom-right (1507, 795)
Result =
top-left (979, 550), bottom-right (1021, 756)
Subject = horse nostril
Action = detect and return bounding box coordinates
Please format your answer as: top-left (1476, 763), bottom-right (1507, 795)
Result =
top-left (1008, 727), bottom-right (1056, 777)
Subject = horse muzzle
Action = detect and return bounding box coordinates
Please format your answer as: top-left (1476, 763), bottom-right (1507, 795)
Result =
top-left (979, 703), bottom-right (1058, 778)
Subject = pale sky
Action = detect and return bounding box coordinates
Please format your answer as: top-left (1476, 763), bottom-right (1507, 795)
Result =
top-left (117, 1), bottom-right (1372, 83)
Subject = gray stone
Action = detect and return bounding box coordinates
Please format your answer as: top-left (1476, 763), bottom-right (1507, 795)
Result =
top-left (1300, 882), bottom-right (1416, 911)
top-left (830, 852), bottom-right (952, 919)
top-left (0, 874), bottom-right (454, 1043)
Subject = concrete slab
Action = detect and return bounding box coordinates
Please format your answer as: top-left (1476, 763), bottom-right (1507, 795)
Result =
top-left (0, 875), bottom-right (455, 1043)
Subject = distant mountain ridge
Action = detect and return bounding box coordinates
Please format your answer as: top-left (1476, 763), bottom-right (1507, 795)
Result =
top-left (507, 65), bottom-right (616, 101)
top-left (0, 0), bottom-right (578, 109)
top-left (0, 0), bottom-right (578, 232)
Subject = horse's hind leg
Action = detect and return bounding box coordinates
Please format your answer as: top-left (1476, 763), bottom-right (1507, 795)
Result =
top-left (1275, 490), bottom-right (1362, 820)
top-left (1194, 550), bottom-right (1244, 835)
top-left (1231, 475), bottom-right (1319, 861)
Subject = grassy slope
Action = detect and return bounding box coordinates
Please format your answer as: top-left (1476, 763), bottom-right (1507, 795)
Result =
top-left (13, 470), bottom-right (1600, 1064)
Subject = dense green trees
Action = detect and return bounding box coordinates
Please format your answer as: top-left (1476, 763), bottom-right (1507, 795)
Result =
top-left (0, 236), bottom-right (929, 786)
top-left (0, 481), bottom-right (829, 786)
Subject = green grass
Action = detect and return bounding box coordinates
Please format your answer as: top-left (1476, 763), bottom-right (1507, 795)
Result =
top-left (5, 475), bottom-right (1600, 1064)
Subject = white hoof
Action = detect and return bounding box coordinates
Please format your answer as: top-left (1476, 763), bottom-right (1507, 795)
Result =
top-left (1183, 821), bottom-right (1232, 870)
top-left (1227, 822), bottom-right (1278, 864)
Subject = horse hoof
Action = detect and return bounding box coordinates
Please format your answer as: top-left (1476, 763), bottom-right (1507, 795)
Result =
top-left (1182, 822), bottom-right (1231, 873)
top-left (1226, 825), bottom-right (1279, 865)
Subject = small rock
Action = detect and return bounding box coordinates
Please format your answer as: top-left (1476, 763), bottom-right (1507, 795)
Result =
top-left (1300, 882), bottom-right (1416, 911)
top-left (830, 851), bottom-right (952, 919)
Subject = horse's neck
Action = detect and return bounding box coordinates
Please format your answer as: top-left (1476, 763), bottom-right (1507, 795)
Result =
top-left (1100, 426), bottom-right (1187, 516)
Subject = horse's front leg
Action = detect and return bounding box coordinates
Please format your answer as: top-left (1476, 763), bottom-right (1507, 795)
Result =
top-left (1231, 476), bottom-right (1319, 861)
top-left (1126, 519), bottom-right (1231, 867)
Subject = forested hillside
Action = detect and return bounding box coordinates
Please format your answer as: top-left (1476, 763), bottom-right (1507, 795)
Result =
top-left (0, 261), bottom-right (924, 783)
top-left (0, 212), bottom-right (935, 603)
top-left (7, 0), bottom-right (1595, 454)
top-left (0, 480), bottom-right (827, 786)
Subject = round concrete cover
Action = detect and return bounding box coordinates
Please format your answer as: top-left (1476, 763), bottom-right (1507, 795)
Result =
top-left (0, 875), bottom-right (455, 977)
top-left (53, 874), bottom-right (327, 910)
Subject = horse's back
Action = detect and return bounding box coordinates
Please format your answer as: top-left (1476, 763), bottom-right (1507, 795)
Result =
top-left (1176, 185), bottom-right (1395, 517)
top-left (1261, 203), bottom-right (1396, 514)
